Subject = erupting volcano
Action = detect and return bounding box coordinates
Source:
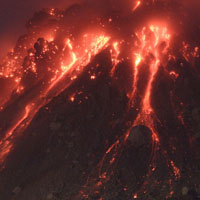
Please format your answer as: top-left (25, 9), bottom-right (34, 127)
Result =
top-left (0, 0), bottom-right (200, 199)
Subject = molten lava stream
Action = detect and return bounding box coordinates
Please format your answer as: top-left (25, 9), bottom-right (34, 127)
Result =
top-left (127, 25), bottom-right (181, 193)
top-left (0, 34), bottom-right (110, 170)
top-left (85, 24), bottom-right (181, 198)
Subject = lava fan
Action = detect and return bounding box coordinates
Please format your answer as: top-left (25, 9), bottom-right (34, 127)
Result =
top-left (0, 0), bottom-right (200, 199)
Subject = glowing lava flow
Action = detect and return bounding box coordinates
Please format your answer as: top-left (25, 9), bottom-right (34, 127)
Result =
top-left (110, 42), bottom-right (120, 76)
top-left (0, 33), bottom-right (110, 169)
top-left (128, 25), bottom-right (181, 188)
top-left (0, 105), bottom-right (31, 167)
top-left (0, 1), bottom-right (199, 198)
top-left (82, 24), bottom-right (181, 199)
top-left (130, 25), bottom-right (171, 141)
top-left (132, 1), bottom-right (141, 12)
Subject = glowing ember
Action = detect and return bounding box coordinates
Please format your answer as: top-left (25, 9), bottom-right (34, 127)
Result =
top-left (170, 160), bottom-right (181, 180)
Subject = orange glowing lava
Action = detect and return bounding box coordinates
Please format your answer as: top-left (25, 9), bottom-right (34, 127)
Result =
top-left (0, 32), bottom-right (110, 169)
top-left (132, 1), bottom-right (141, 12)
top-left (110, 41), bottom-right (121, 76)
top-left (1, 1), bottom-right (199, 198)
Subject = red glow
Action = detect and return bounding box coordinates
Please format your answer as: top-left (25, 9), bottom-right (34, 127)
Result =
top-left (134, 53), bottom-right (142, 67)
top-left (0, 32), bottom-right (110, 169)
top-left (170, 160), bottom-right (181, 180)
top-left (132, 1), bottom-right (141, 12)
top-left (0, 1), bottom-right (199, 198)
top-left (110, 41), bottom-right (121, 76)
top-left (169, 71), bottom-right (179, 79)
top-left (90, 75), bottom-right (96, 80)
top-left (0, 105), bottom-right (31, 167)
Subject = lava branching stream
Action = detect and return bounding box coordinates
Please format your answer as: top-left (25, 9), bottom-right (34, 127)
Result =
top-left (0, 0), bottom-right (200, 199)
